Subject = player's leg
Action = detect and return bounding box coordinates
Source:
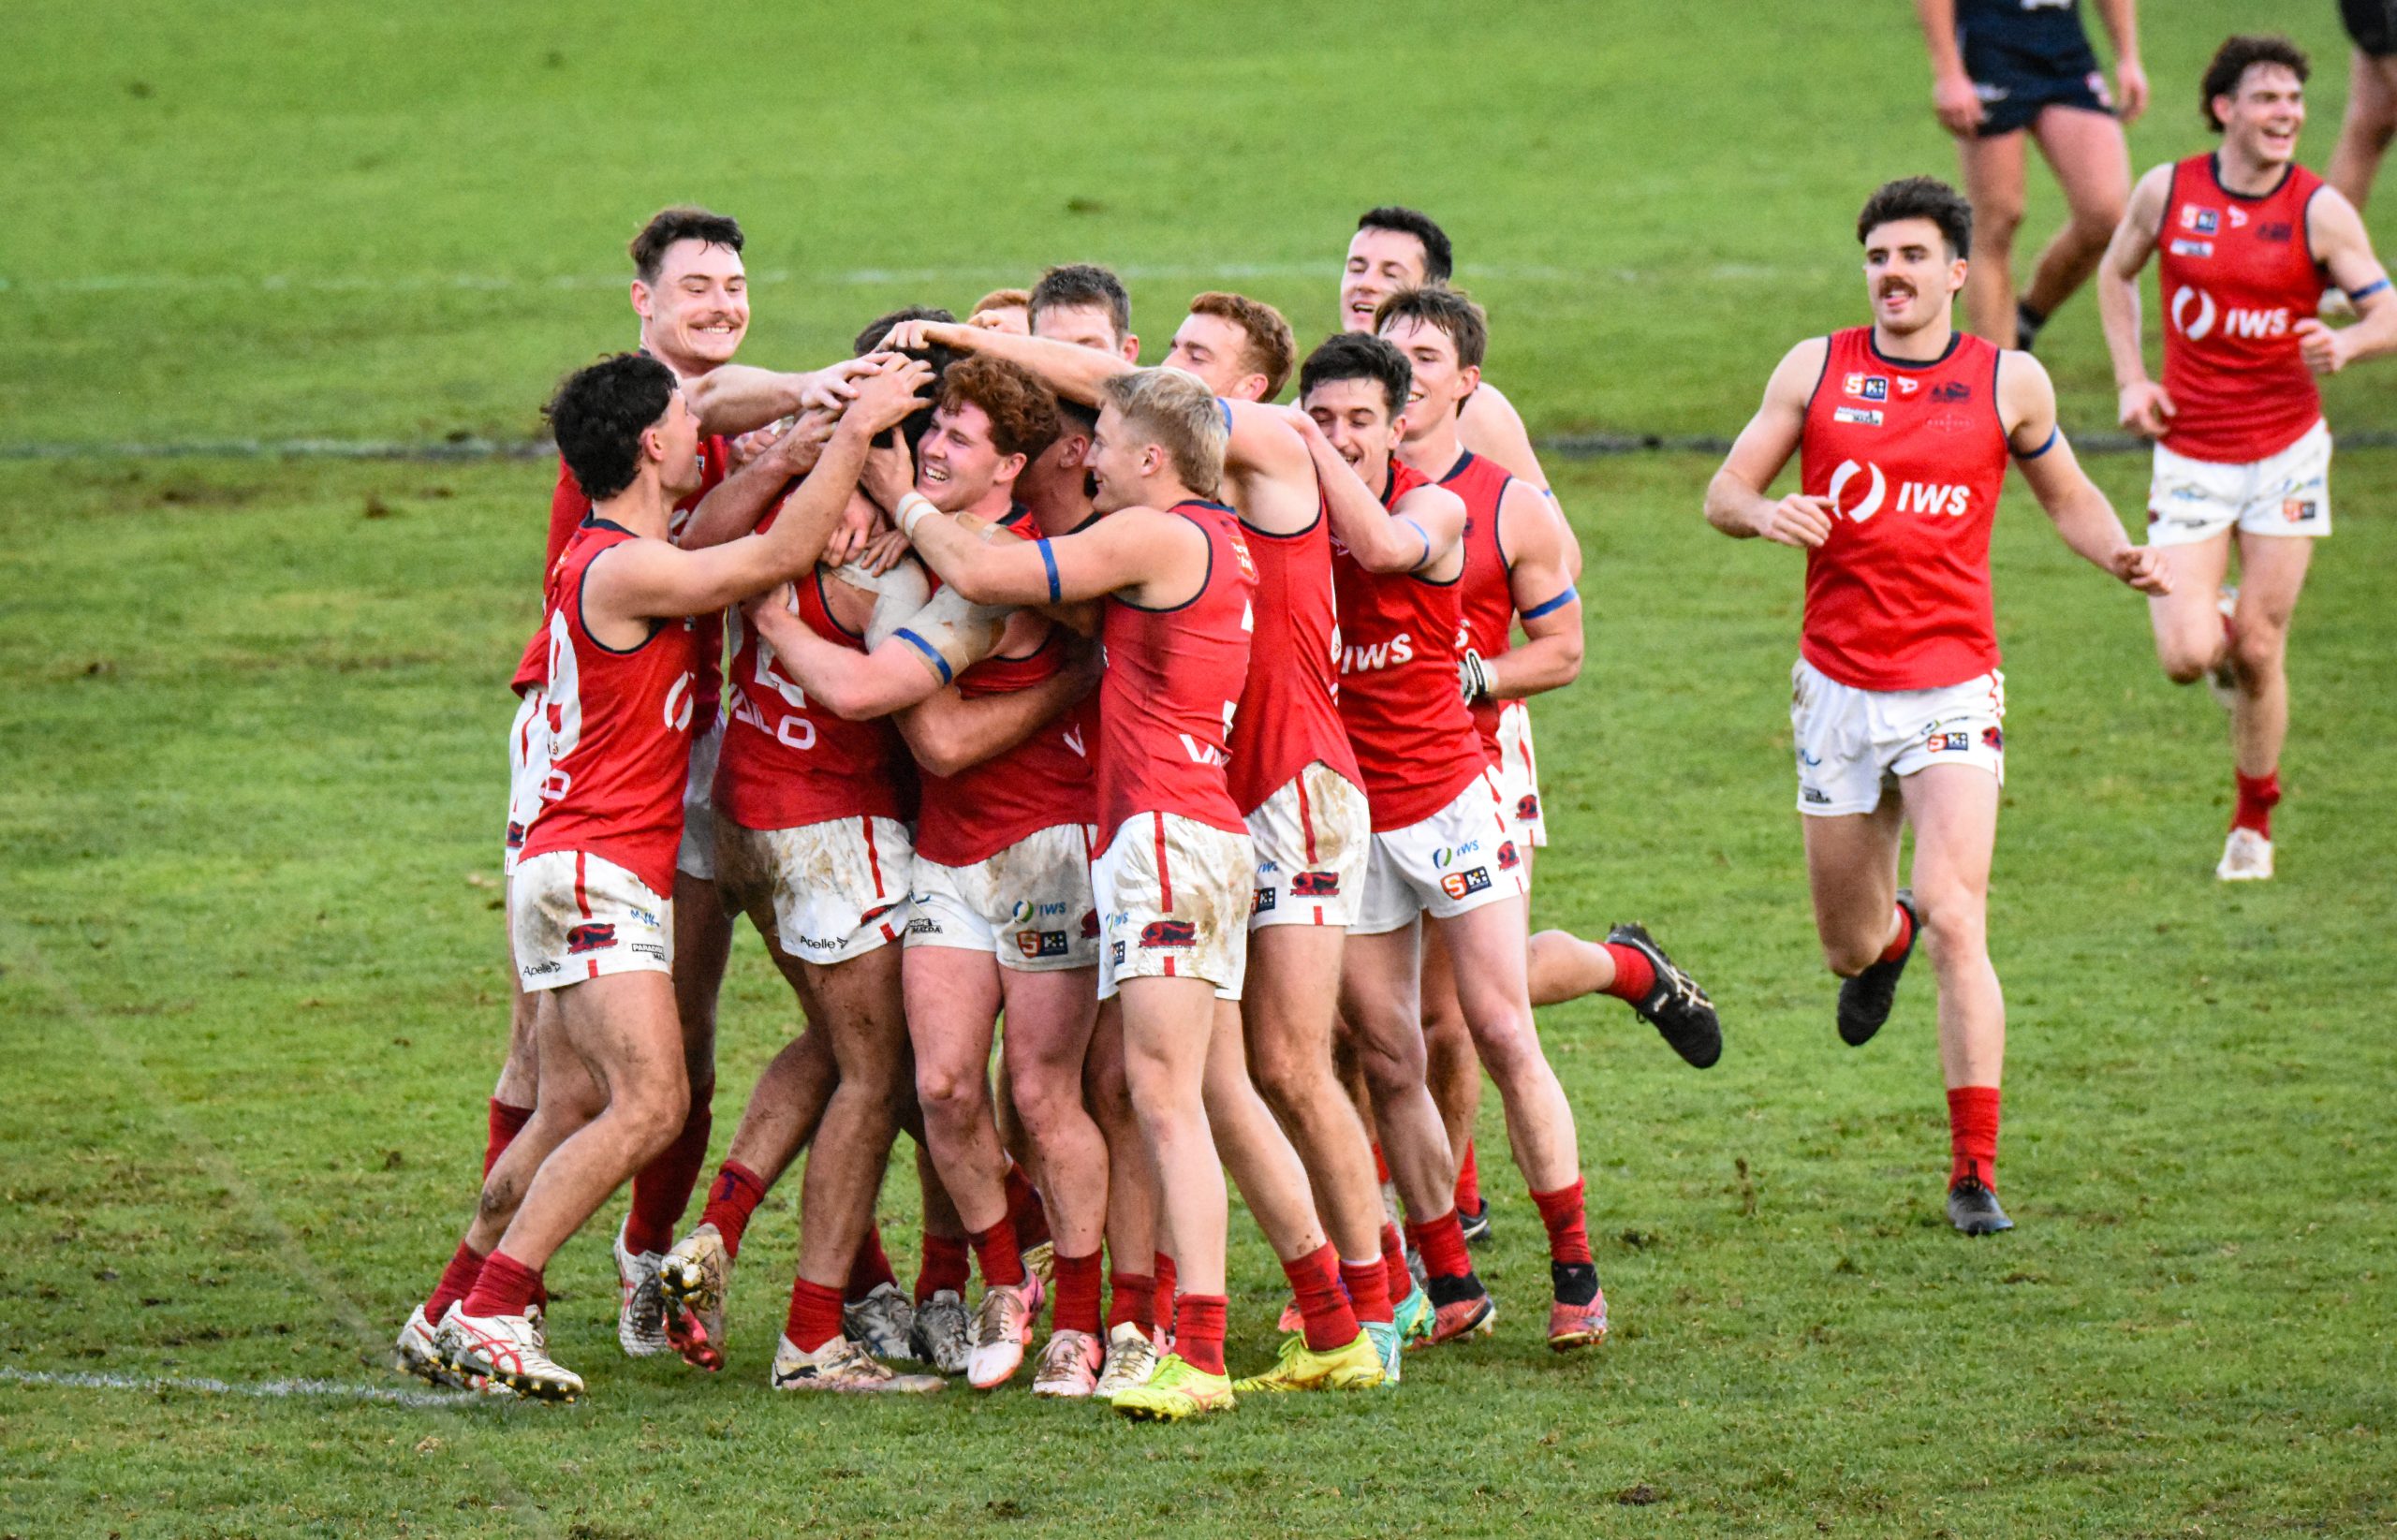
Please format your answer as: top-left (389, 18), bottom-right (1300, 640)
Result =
top-left (2219, 530), bottom-right (2316, 874)
top-left (1805, 801), bottom-right (1907, 979)
top-left (1955, 128), bottom-right (2031, 345)
top-left (2146, 530), bottom-right (2237, 685)
top-left (2018, 106), bottom-right (2131, 332)
top-left (1897, 763), bottom-right (2010, 1234)
top-left (786, 944), bottom-right (909, 1311)
top-left (2329, 47), bottom-right (2397, 209)
top-left (1001, 965), bottom-right (1108, 1395)
top-left (1418, 924), bottom-right (1482, 1230)
top-left (1085, 999), bottom-right (1166, 1395)
top-left (1243, 926), bottom-right (1385, 1274)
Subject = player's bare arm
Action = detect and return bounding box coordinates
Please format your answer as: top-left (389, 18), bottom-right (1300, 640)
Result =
top-left (1220, 400), bottom-right (1318, 532)
top-left (749, 581), bottom-right (1021, 720)
top-left (903, 498), bottom-right (1206, 609)
top-left (684, 356), bottom-right (879, 437)
top-left (1705, 337), bottom-right (1834, 547)
top-left (894, 657), bottom-right (1092, 779)
top-left (1913, 0), bottom-right (1985, 137)
top-left (2298, 187), bottom-right (2397, 374)
top-left (1291, 405), bottom-right (1463, 573)
top-left (1457, 383), bottom-right (1586, 580)
top-left (2091, 0), bottom-right (2149, 123)
top-left (2096, 164), bottom-right (2175, 436)
top-left (676, 406), bottom-right (839, 551)
top-left (590, 363), bottom-right (930, 625)
top-left (886, 319), bottom-right (1132, 407)
top-left (1997, 349), bottom-right (2170, 594)
top-left (1478, 478), bottom-right (1583, 702)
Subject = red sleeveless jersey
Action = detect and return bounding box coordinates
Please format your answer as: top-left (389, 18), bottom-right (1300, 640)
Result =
top-left (512, 436), bottom-right (731, 727)
top-left (1799, 327), bottom-right (2009, 693)
top-left (2157, 153), bottom-right (2327, 464)
top-left (1331, 460), bottom-right (1490, 831)
top-left (1224, 479), bottom-right (1362, 816)
top-left (1443, 449), bottom-right (1519, 761)
top-left (517, 521), bottom-right (700, 896)
top-left (1096, 500), bottom-right (1256, 842)
top-left (916, 507), bottom-right (1098, 865)
top-left (715, 536), bottom-right (909, 831)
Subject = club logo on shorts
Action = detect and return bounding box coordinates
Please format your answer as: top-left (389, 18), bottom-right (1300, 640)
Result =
top-left (1496, 841), bottom-right (1520, 872)
top-left (1110, 940), bottom-right (1125, 965)
top-left (1017, 930), bottom-right (1069, 959)
top-left (1981, 726), bottom-right (2005, 752)
top-left (1140, 919), bottom-right (1198, 948)
top-left (1251, 887), bottom-right (1276, 916)
top-left (566, 922), bottom-right (617, 954)
top-left (1291, 871), bottom-right (1340, 898)
top-left (1515, 794), bottom-right (1540, 824)
top-left (1080, 909), bottom-right (1100, 938)
top-left (2282, 498), bottom-right (2319, 522)
top-left (506, 821), bottom-right (526, 850)
top-left (1440, 867), bottom-right (1492, 901)
top-left (1926, 731), bottom-right (1972, 753)
top-left (1843, 373), bottom-right (1889, 402)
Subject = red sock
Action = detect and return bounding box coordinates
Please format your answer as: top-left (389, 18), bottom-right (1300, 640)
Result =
top-left (697, 1159), bottom-right (768, 1262)
top-left (1372, 1142), bottom-right (1391, 1184)
top-left (1877, 902), bottom-right (1916, 965)
top-left (783, 1276), bottom-right (846, 1353)
top-left (421, 1241), bottom-right (485, 1325)
top-left (1153, 1253), bottom-right (1178, 1333)
top-left (1406, 1210), bottom-right (1473, 1283)
top-left (916, 1233), bottom-right (971, 1303)
top-left (969, 1218), bottom-right (1027, 1288)
top-left (1003, 1162), bottom-right (1051, 1252)
top-left (1175, 1294), bottom-right (1228, 1376)
top-left (1530, 1177), bottom-right (1594, 1267)
top-left (1453, 1140), bottom-right (1483, 1213)
top-left (623, 1079), bottom-right (712, 1256)
top-left (1282, 1243), bottom-right (1361, 1351)
top-left (1108, 1270), bottom-right (1156, 1332)
top-left (1339, 1255), bottom-right (1394, 1326)
top-left (1051, 1250), bottom-right (1103, 1336)
top-left (459, 1249), bottom-right (541, 1321)
top-left (483, 1099), bottom-right (533, 1179)
top-left (1948, 1086), bottom-right (2002, 1190)
top-left (845, 1222), bottom-right (898, 1303)
top-left (1602, 943), bottom-right (1656, 1002)
top-left (1379, 1222), bottom-right (1413, 1303)
top-left (2233, 768), bottom-right (2280, 837)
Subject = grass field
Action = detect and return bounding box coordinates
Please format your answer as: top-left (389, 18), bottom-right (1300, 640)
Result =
top-left (6, 2), bottom-right (2394, 1536)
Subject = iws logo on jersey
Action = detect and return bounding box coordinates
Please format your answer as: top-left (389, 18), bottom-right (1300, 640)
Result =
top-left (1828, 460), bottom-right (1887, 522)
top-left (2170, 286), bottom-right (2218, 341)
top-left (1440, 867), bottom-right (1492, 900)
top-left (1843, 374), bottom-right (1889, 401)
top-left (566, 922), bottom-right (617, 955)
top-left (1831, 459), bottom-right (1972, 521)
top-left (2181, 205), bottom-right (2220, 235)
top-left (1833, 406), bottom-right (1883, 427)
top-left (1343, 633), bottom-right (1414, 673)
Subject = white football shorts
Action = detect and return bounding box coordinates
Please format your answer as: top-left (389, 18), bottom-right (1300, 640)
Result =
top-left (2147, 418), bottom-right (2331, 547)
top-left (510, 849), bottom-right (673, 992)
top-left (1493, 699), bottom-right (1547, 850)
top-left (716, 813), bottom-right (913, 966)
top-left (503, 686), bottom-right (548, 877)
top-left (1790, 657), bottom-right (2006, 817)
top-left (1247, 761), bottom-right (1370, 931)
top-left (907, 822), bottom-right (1100, 972)
top-left (1093, 811), bottom-right (1255, 1002)
top-left (1352, 767), bottom-right (1528, 936)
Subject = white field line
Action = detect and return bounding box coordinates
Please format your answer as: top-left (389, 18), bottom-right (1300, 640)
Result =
top-left (0, 1364), bottom-right (482, 1411)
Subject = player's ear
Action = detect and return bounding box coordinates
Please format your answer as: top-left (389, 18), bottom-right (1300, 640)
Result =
top-left (630, 278), bottom-right (654, 323)
top-left (996, 450), bottom-right (1027, 485)
top-left (1948, 255), bottom-right (1969, 295)
top-left (1459, 363), bottom-right (1482, 397)
top-left (1120, 332), bottom-right (1141, 364)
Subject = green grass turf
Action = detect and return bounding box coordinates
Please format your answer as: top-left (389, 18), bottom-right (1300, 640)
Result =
top-left (2, 446), bottom-right (2391, 1536)
top-left (7, 1), bottom-right (2395, 1533)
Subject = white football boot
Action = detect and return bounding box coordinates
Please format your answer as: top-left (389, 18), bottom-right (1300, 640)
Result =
top-left (2216, 827), bottom-right (2273, 881)
top-left (966, 1276), bottom-right (1043, 1389)
top-left (614, 1223), bottom-right (669, 1357)
top-left (656, 1224), bottom-right (730, 1371)
top-left (1094, 1319), bottom-right (1161, 1400)
top-left (438, 1305), bottom-right (583, 1402)
top-left (1030, 1328), bottom-right (1103, 1398)
top-left (770, 1333), bottom-right (944, 1394)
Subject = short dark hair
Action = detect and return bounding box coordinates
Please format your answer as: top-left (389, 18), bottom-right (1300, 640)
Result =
top-left (1030, 264), bottom-right (1132, 342)
top-left (1298, 332), bottom-right (1413, 419)
top-left (854, 307), bottom-right (962, 454)
top-left (1055, 397), bottom-right (1098, 439)
top-left (939, 355), bottom-right (1063, 462)
top-left (1374, 285), bottom-right (1488, 371)
top-left (1358, 206), bottom-right (1453, 284)
top-left (546, 353), bottom-right (678, 502)
top-left (2201, 35), bottom-right (2310, 132)
top-left (1856, 176), bottom-right (1974, 259)
top-left (628, 206), bottom-right (743, 285)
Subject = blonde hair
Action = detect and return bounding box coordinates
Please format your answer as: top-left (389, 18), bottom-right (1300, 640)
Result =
top-left (1101, 368), bottom-right (1227, 498)
top-left (1187, 291), bottom-right (1296, 398)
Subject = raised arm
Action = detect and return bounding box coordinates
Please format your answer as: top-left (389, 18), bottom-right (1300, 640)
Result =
top-left (884, 318), bottom-right (1133, 407)
top-left (677, 408), bottom-right (837, 551)
top-left (2098, 163), bottom-right (2174, 437)
top-left (1290, 409), bottom-right (1464, 574)
top-left (897, 654), bottom-right (1095, 779)
top-left (1998, 351), bottom-right (2169, 594)
top-left (1473, 479), bottom-right (1583, 703)
top-left (1705, 338), bottom-right (1831, 546)
top-left (2297, 187), bottom-right (2397, 374)
top-left (685, 357), bottom-right (879, 437)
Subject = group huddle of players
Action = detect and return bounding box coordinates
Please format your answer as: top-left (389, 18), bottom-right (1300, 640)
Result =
top-left (390, 32), bottom-right (2391, 1421)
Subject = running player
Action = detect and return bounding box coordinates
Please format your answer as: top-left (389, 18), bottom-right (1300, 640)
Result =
top-left (1706, 176), bottom-right (2168, 1235)
top-left (2096, 34), bottom-right (2396, 882)
top-left (1299, 330), bottom-right (1610, 1352)
top-left (1915, 0), bottom-right (2146, 349)
top-left (900, 368), bottom-right (1266, 1420)
top-left (402, 352), bottom-right (925, 1401)
top-left (2330, 0), bottom-right (2397, 211)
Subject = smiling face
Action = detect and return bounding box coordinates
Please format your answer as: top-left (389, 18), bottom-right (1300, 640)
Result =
top-left (632, 238), bottom-right (749, 375)
top-left (916, 399), bottom-right (1023, 515)
top-left (1860, 216), bottom-right (1965, 337)
top-left (1087, 402), bottom-right (1166, 515)
top-left (1303, 374), bottom-right (1403, 489)
top-left (1376, 315), bottom-right (1474, 442)
top-left (2216, 63), bottom-right (2305, 168)
top-left (1341, 227), bottom-right (1431, 334)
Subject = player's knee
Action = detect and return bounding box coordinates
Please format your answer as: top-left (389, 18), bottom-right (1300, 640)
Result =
top-left (2229, 623), bottom-right (2286, 681)
top-left (620, 1081), bottom-right (690, 1162)
top-left (914, 1058), bottom-right (986, 1127)
top-left (1976, 196), bottom-right (2026, 247)
top-left (1355, 1030), bottom-right (1427, 1097)
top-left (1464, 1008), bottom-right (1541, 1084)
top-left (1819, 928), bottom-right (1882, 977)
top-left (1249, 1045), bottom-right (1318, 1120)
top-left (1916, 890), bottom-right (1988, 964)
top-left (2158, 647), bottom-right (2212, 685)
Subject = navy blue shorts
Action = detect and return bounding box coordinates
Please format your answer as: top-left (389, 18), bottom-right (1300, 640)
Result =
top-left (2346, 0), bottom-right (2397, 58)
top-left (1959, 4), bottom-right (2114, 137)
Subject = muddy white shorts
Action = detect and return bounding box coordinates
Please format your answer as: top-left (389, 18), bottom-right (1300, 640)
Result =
top-left (510, 850), bottom-right (673, 991)
top-left (1493, 700), bottom-right (1547, 849)
top-left (716, 814), bottom-right (913, 966)
top-left (1246, 761), bottom-right (1370, 931)
top-left (1092, 811), bottom-right (1254, 1002)
top-left (2147, 419), bottom-right (2331, 547)
top-left (1790, 657), bottom-right (2006, 817)
top-left (675, 714), bottom-right (725, 883)
top-left (907, 822), bottom-right (1100, 972)
top-left (503, 687), bottom-right (548, 877)
top-left (1353, 768), bottom-right (1527, 936)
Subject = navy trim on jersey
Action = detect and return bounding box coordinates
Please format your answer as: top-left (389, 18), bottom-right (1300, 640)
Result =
top-left (894, 627), bottom-right (951, 684)
top-left (1521, 584), bottom-right (1578, 620)
top-left (1491, 475), bottom-right (1522, 572)
top-left (1241, 500), bottom-right (1323, 540)
top-left (2208, 153), bottom-right (2295, 204)
top-left (1114, 506), bottom-right (1220, 613)
top-left (1037, 538), bottom-right (1062, 603)
top-left (2013, 426), bottom-right (2060, 461)
top-left (1440, 449), bottom-right (1475, 483)
top-left (574, 530), bottom-right (665, 656)
top-left (1867, 330), bottom-right (1964, 370)
top-left (814, 568), bottom-right (867, 640)
top-left (1802, 336), bottom-right (1833, 411)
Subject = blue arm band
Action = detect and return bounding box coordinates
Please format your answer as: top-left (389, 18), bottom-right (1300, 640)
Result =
top-left (1394, 517), bottom-right (1432, 569)
top-left (893, 627), bottom-right (951, 686)
top-left (1219, 398), bottom-right (1235, 434)
top-left (2350, 277), bottom-right (2390, 301)
top-left (2013, 426), bottom-right (2060, 461)
top-left (1520, 585), bottom-right (1578, 621)
top-left (1037, 538), bottom-right (1062, 603)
